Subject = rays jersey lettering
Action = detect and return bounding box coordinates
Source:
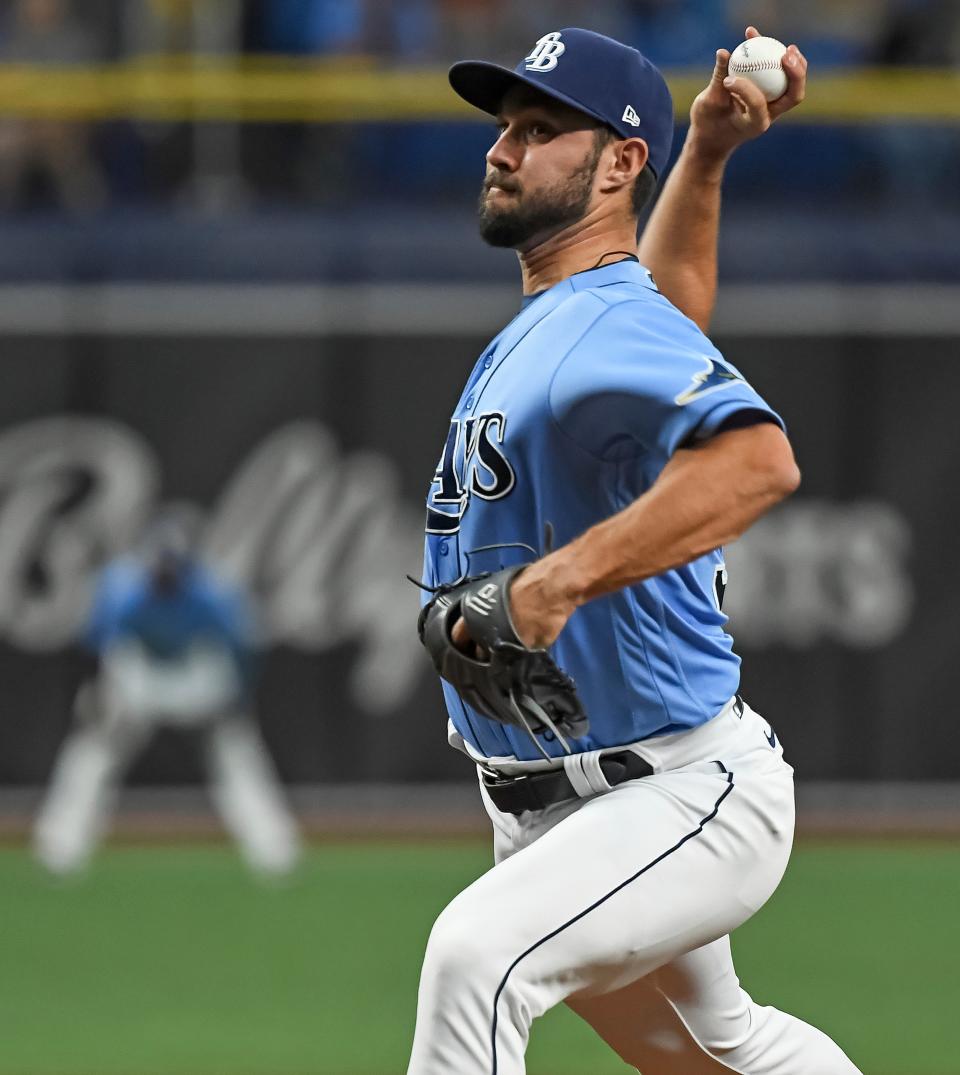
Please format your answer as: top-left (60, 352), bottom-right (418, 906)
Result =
top-left (426, 412), bottom-right (515, 535)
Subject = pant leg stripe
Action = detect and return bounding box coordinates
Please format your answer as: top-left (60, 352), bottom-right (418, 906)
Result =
top-left (489, 771), bottom-right (735, 1074)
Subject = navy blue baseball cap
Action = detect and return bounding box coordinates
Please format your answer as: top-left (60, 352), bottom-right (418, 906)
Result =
top-left (449, 27), bottom-right (674, 179)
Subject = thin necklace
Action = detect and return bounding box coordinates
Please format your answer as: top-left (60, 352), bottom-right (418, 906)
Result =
top-left (590, 250), bottom-right (639, 269)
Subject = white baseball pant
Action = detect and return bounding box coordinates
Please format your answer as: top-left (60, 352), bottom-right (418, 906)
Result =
top-left (407, 699), bottom-right (861, 1074)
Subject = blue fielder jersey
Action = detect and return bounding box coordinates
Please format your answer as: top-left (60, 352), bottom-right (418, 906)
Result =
top-left (85, 558), bottom-right (256, 687)
top-left (422, 260), bottom-right (785, 763)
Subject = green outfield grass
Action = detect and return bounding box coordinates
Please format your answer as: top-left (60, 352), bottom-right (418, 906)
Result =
top-left (1, 840), bottom-right (957, 1074)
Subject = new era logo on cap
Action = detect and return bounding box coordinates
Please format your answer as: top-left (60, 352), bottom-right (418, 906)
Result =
top-left (525, 31), bottom-right (566, 72)
top-left (622, 105), bottom-right (641, 127)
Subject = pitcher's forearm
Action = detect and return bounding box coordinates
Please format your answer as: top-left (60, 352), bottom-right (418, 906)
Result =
top-left (523, 425), bottom-right (800, 615)
top-left (638, 138), bottom-right (729, 333)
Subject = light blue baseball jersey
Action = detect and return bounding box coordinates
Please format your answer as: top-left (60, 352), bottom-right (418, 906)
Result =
top-left (85, 558), bottom-right (256, 689)
top-left (422, 259), bottom-right (784, 762)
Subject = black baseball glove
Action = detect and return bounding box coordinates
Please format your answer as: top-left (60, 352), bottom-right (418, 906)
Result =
top-left (417, 566), bottom-right (589, 757)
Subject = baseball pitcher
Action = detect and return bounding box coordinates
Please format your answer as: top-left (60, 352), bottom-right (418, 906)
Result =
top-left (409, 26), bottom-right (862, 1075)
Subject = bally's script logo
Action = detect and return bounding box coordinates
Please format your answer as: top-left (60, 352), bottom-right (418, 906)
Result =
top-left (525, 32), bottom-right (566, 72)
top-left (0, 416), bottom-right (426, 715)
top-left (426, 412), bottom-right (516, 535)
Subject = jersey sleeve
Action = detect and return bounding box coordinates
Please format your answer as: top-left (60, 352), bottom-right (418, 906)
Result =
top-left (548, 298), bottom-right (784, 461)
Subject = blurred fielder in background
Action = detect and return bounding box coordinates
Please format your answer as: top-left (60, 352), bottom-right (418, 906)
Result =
top-left (33, 510), bottom-right (301, 877)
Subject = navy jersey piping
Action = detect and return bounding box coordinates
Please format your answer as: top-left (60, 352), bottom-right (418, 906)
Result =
top-left (488, 770), bottom-right (736, 1073)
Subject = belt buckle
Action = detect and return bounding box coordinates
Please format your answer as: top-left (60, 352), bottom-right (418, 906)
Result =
top-left (480, 764), bottom-right (527, 789)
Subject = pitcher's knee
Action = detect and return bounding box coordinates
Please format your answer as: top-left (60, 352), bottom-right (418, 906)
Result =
top-left (425, 894), bottom-right (550, 1016)
top-left (422, 899), bottom-right (511, 997)
top-left (410, 901), bottom-right (541, 1074)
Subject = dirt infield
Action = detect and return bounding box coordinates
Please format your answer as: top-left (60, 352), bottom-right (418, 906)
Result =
top-left (3, 781), bottom-right (960, 843)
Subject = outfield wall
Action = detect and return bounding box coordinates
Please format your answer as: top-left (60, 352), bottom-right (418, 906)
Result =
top-left (0, 285), bottom-right (955, 787)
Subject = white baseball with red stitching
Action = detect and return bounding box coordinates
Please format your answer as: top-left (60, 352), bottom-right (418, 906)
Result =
top-left (729, 36), bottom-right (788, 102)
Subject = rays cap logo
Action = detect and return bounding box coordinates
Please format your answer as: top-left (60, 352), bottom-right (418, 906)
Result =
top-left (449, 27), bottom-right (674, 179)
top-left (525, 31), bottom-right (566, 72)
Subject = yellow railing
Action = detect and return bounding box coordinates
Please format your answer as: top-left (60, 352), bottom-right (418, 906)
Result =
top-left (0, 58), bottom-right (957, 122)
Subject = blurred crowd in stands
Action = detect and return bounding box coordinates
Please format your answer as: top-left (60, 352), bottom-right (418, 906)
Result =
top-left (0, 0), bottom-right (957, 213)
top-left (2, 0), bottom-right (958, 67)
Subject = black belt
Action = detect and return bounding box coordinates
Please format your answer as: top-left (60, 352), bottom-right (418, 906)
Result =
top-left (481, 696), bottom-right (744, 816)
top-left (481, 750), bottom-right (654, 816)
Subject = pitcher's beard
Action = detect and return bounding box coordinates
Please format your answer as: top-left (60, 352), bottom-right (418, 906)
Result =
top-left (478, 150), bottom-right (600, 249)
